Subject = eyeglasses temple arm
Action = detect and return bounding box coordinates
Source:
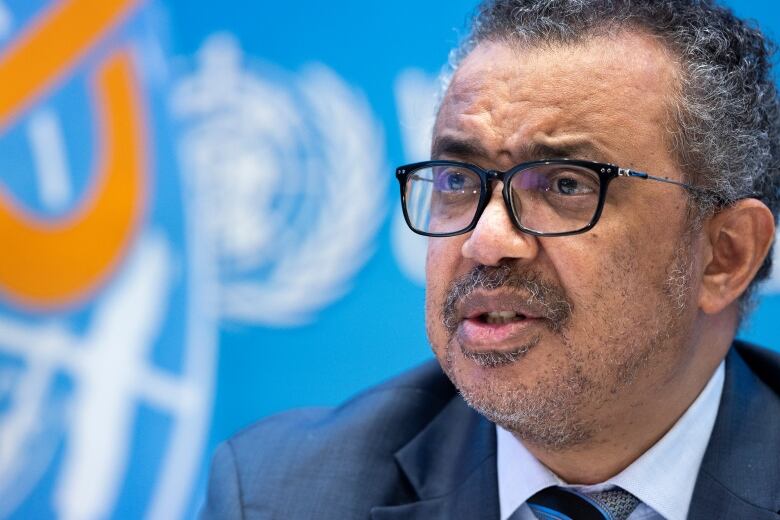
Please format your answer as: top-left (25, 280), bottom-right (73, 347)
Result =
top-left (618, 168), bottom-right (709, 194)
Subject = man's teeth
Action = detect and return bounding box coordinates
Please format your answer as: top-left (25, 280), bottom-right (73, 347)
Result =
top-left (483, 311), bottom-right (525, 324)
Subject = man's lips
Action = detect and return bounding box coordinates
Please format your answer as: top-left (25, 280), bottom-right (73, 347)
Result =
top-left (457, 292), bottom-right (546, 322)
top-left (454, 291), bottom-right (548, 350)
top-left (458, 316), bottom-right (541, 348)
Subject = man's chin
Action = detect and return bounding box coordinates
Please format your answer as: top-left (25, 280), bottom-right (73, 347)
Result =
top-left (442, 339), bottom-right (596, 450)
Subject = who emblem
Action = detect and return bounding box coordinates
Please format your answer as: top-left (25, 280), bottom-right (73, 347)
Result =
top-left (171, 34), bottom-right (386, 326)
top-left (0, 1), bottom-right (215, 519)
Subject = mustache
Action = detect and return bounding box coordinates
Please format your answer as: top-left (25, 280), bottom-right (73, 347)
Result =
top-left (441, 264), bottom-right (573, 334)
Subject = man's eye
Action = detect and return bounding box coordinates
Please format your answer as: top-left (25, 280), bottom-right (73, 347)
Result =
top-left (446, 173), bottom-right (466, 191)
top-left (434, 170), bottom-right (476, 192)
top-left (549, 174), bottom-right (596, 195)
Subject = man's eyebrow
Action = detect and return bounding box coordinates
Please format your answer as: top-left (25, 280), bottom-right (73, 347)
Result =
top-left (431, 135), bottom-right (611, 163)
top-left (522, 141), bottom-right (611, 163)
top-left (431, 135), bottom-right (490, 160)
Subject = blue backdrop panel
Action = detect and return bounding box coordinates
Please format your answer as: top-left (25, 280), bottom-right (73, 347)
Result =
top-left (0, 1), bottom-right (777, 518)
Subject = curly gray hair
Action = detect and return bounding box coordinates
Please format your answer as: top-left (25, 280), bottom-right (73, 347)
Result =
top-left (447, 0), bottom-right (780, 313)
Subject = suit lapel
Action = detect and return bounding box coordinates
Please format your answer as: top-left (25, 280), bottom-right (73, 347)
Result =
top-left (688, 344), bottom-right (780, 519)
top-left (370, 396), bottom-right (500, 520)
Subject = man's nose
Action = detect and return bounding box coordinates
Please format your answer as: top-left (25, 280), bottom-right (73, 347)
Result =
top-left (461, 184), bottom-right (540, 266)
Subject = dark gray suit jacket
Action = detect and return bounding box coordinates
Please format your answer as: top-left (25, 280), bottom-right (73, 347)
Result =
top-left (201, 341), bottom-right (780, 519)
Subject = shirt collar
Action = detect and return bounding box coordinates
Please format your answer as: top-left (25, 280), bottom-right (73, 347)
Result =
top-left (497, 361), bottom-right (725, 520)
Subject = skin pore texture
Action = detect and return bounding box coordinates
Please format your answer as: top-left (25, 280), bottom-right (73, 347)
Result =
top-left (424, 33), bottom-right (775, 484)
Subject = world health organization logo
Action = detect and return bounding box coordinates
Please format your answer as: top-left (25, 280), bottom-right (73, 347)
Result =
top-left (0, 2), bottom-right (216, 518)
top-left (172, 34), bottom-right (386, 326)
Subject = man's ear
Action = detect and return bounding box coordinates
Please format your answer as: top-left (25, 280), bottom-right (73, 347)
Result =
top-left (699, 199), bottom-right (775, 314)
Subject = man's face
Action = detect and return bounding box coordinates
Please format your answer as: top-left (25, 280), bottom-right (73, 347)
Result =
top-left (426, 34), bottom-right (705, 449)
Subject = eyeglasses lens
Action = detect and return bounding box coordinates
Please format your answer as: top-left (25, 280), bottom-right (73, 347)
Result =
top-left (404, 165), bottom-right (481, 234)
top-left (508, 164), bottom-right (600, 234)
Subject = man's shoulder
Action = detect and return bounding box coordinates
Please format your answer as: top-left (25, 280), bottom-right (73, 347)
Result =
top-left (689, 340), bottom-right (780, 518)
top-left (229, 358), bottom-right (455, 457)
top-left (202, 360), bottom-right (458, 518)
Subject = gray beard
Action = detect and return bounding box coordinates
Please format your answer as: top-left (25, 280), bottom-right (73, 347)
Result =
top-left (446, 337), bottom-right (596, 449)
top-left (437, 239), bottom-right (694, 451)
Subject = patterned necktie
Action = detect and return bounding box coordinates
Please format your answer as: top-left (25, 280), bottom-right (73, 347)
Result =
top-left (525, 486), bottom-right (640, 520)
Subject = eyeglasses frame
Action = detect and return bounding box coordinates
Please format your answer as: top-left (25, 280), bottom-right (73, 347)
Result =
top-left (395, 158), bottom-right (713, 238)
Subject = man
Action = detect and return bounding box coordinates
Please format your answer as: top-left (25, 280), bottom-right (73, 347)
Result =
top-left (202, 1), bottom-right (780, 518)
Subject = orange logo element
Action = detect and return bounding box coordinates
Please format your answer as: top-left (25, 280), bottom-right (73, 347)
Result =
top-left (0, 0), bottom-right (148, 310)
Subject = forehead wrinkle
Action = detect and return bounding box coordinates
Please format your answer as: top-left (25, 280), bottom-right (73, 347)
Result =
top-left (434, 57), bottom-right (523, 158)
top-left (439, 34), bottom-right (680, 174)
top-left (433, 118), bottom-right (616, 166)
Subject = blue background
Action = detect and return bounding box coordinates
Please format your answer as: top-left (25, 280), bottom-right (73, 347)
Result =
top-left (0, 1), bottom-right (779, 518)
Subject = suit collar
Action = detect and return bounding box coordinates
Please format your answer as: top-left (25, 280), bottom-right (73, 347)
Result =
top-left (689, 343), bottom-right (780, 519)
top-left (371, 396), bottom-right (500, 520)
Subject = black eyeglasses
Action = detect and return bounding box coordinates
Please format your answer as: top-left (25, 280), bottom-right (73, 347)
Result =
top-left (395, 159), bottom-right (713, 237)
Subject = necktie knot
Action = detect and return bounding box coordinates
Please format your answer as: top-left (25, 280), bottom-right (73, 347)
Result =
top-left (526, 486), bottom-right (640, 520)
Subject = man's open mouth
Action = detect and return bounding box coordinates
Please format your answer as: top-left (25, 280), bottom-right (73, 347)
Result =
top-left (478, 311), bottom-right (528, 325)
